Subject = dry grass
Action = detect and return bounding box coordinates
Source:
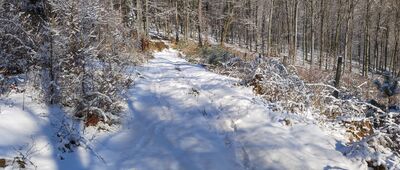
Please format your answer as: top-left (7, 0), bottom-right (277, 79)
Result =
top-left (222, 46), bottom-right (259, 62)
top-left (174, 40), bottom-right (260, 63)
top-left (295, 66), bottom-right (398, 106)
top-left (149, 41), bottom-right (168, 52)
top-left (344, 119), bottom-right (374, 142)
top-left (174, 40), bottom-right (200, 56)
top-left (176, 39), bottom-right (399, 110)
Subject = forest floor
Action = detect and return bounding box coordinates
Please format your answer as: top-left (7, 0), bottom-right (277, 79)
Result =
top-left (0, 48), bottom-right (367, 169)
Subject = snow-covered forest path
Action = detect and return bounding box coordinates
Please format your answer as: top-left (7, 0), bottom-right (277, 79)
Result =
top-left (88, 48), bottom-right (365, 170)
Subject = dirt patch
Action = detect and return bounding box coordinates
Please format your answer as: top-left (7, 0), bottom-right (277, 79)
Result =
top-left (222, 46), bottom-right (258, 62)
top-left (75, 111), bottom-right (104, 127)
top-left (0, 159), bottom-right (6, 168)
top-left (344, 120), bottom-right (374, 142)
top-left (367, 160), bottom-right (387, 170)
top-left (249, 74), bottom-right (264, 95)
top-left (149, 41), bottom-right (168, 52)
top-left (0, 158), bottom-right (26, 168)
top-left (174, 41), bottom-right (200, 56)
top-left (141, 38), bottom-right (150, 52)
top-left (85, 114), bottom-right (102, 127)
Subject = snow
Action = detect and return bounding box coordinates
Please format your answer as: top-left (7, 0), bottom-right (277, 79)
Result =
top-left (0, 93), bottom-right (83, 170)
top-left (0, 48), bottom-right (366, 169)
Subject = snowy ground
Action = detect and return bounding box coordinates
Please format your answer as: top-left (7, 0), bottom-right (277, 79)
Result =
top-left (0, 49), bottom-right (366, 170)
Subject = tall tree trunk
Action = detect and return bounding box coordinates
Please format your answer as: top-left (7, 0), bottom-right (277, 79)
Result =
top-left (333, 57), bottom-right (343, 98)
top-left (303, 3), bottom-right (308, 65)
top-left (344, 0), bottom-right (354, 73)
top-left (334, 0), bottom-right (342, 71)
top-left (319, 0), bottom-right (325, 69)
top-left (175, 0), bottom-right (180, 43)
top-left (261, 2), bottom-right (266, 56)
top-left (184, 0), bottom-right (189, 41)
top-left (220, 0), bottom-right (234, 47)
top-left (363, 0), bottom-right (371, 77)
top-left (384, 24), bottom-right (389, 71)
top-left (374, 6), bottom-right (381, 72)
top-left (393, 6), bottom-right (400, 75)
top-left (255, 0), bottom-right (259, 53)
top-left (268, 0), bottom-right (274, 55)
top-left (292, 0), bottom-right (299, 64)
top-left (136, 0), bottom-right (143, 35)
top-left (144, 0), bottom-right (149, 36)
top-left (347, 0), bottom-right (355, 72)
top-left (198, 0), bottom-right (203, 47)
top-left (309, 0), bottom-right (314, 69)
top-left (285, 0), bottom-right (291, 62)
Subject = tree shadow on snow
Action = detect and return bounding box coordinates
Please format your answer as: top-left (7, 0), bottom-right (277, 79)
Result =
top-left (0, 100), bottom-right (87, 170)
top-left (84, 88), bottom-right (241, 170)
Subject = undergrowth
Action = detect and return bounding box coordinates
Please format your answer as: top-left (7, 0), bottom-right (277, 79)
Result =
top-left (176, 40), bottom-right (400, 169)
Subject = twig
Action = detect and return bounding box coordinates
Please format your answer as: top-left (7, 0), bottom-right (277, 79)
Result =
top-left (357, 82), bottom-right (368, 88)
top-left (307, 83), bottom-right (340, 92)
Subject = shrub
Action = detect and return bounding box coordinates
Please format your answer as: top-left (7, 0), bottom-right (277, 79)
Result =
top-left (373, 73), bottom-right (399, 111)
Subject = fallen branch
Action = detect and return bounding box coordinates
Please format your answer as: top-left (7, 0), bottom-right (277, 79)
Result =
top-left (307, 83), bottom-right (340, 92)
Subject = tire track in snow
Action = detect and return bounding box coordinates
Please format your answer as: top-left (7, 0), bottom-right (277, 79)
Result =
top-left (131, 61), bottom-right (176, 153)
top-left (98, 48), bottom-right (364, 170)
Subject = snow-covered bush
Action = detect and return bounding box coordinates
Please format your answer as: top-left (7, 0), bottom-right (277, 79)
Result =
top-left (344, 131), bottom-right (400, 169)
top-left (0, 0), bottom-right (144, 126)
top-left (243, 59), bottom-right (399, 169)
top-left (178, 41), bottom-right (400, 168)
top-left (373, 73), bottom-right (399, 111)
top-left (0, 75), bottom-right (26, 95)
top-left (245, 58), bottom-right (311, 113)
top-left (56, 121), bottom-right (82, 154)
top-left (47, 0), bottom-right (138, 126)
top-left (0, 0), bottom-right (38, 75)
top-left (200, 47), bottom-right (234, 66)
top-left (0, 1), bottom-right (41, 96)
top-left (247, 60), bottom-right (400, 169)
top-left (184, 46), bottom-right (259, 78)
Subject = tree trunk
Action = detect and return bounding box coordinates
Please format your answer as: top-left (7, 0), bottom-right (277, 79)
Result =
top-left (343, 0), bottom-right (355, 73)
top-left (384, 25), bottom-right (389, 71)
top-left (319, 0), bottom-right (325, 69)
top-left (292, 0), bottom-right (299, 64)
top-left (363, 0), bottom-right (371, 77)
top-left (334, 0), bottom-right (342, 70)
top-left (198, 0), bottom-right (203, 47)
top-left (184, 0), bottom-right (189, 41)
top-left (374, 7), bottom-right (381, 72)
top-left (309, 0), bottom-right (314, 69)
top-left (303, 4), bottom-right (307, 65)
top-left (261, 2), bottom-right (266, 56)
top-left (136, 0), bottom-right (143, 35)
top-left (333, 56), bottom-right (343, 98)
top-left (175, 0), bottom-right (180, 43)
top-left (347, 0), bottom-right (355, 72)
top-left (285, 0), bottom-right (290, 57)
top-left (268, 0), bottom-right (274, 56)
top-left (144, 0), bottom-right (149, 36)
top-left (220, 1), bottom-right (234, 47)
top-left (254, 0), bottom-right (259, 53)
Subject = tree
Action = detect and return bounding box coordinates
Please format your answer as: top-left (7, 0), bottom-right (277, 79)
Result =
top-left (220, 0), bottom-right (235, 47)
top-left (308, 0), bottom-right (314, 69)
top-left (319, 0), bottom-right (325, 69)
top-left (198, 0), bottom-right (203, 47)
top-left (268, 0), bottom-right (274, 56)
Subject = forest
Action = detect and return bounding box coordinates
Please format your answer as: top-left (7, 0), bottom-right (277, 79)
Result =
top-left (0, 0), bottom-right (399, 169)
